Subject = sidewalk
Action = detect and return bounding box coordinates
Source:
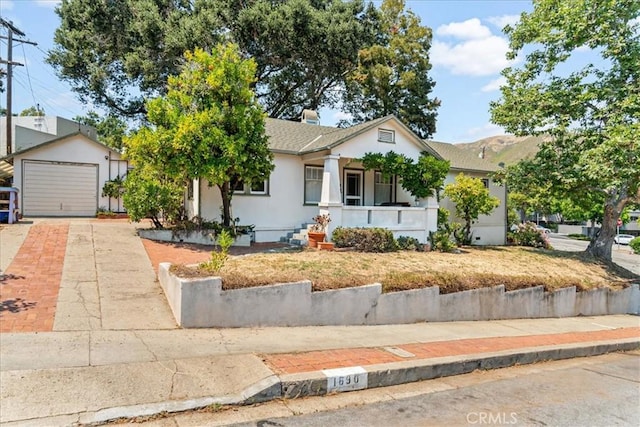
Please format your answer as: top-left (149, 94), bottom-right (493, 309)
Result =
top-left (0, 220), bottom-right (639, 425)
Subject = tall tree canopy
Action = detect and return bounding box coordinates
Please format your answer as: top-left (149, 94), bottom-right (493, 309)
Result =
top-left (124, 44), bottom-right (273, 227)
top-left (48, 0), bottom-right (438, 135)
top-left (341, 0), bottom-right (439, 138)
top-left (48, 0), bottom-right (375, 120)
top-left (490, 0), bottom-right (640, 261)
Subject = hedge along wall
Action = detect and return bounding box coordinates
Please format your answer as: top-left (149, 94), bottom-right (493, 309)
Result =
top-left (158, 263), bottom-right (640, 328)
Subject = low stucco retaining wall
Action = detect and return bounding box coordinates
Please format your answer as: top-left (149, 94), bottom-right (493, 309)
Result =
top-left (158, 263), bottom-right (640, 328)
top-left (138, 229), bottom-right (251, 246)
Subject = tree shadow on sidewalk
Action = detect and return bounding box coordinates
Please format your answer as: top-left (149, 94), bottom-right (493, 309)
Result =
top-left (1, 298), bottom-right (37, 314)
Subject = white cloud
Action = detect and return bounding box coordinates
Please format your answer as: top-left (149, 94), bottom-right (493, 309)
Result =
top-left (431, 18), bottom-right (515, 76)
top-left (486, 14), bottom-right (520, 30)
top-left (35, 0), bottom-right (60, 8)
top-left (436, 18), bottom-right (491, 40)
top-left (465, 123), bottom-right (505, 140)
top-left (480, 76), bottom-right (506, 92)
top-left (432, 36), bottom-right (512, 76)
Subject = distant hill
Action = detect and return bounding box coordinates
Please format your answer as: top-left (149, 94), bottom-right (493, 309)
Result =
top-left (454, 135), bottom-right (549, 166)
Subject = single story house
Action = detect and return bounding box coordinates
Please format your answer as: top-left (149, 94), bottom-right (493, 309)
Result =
top-left (188, 113), bottom-right (507, 245)
top-left (0, 132), bottom-right (126, 217)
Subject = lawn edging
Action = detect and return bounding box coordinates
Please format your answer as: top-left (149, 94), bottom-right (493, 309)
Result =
top-left (158, 263), bottom-right (640, 328)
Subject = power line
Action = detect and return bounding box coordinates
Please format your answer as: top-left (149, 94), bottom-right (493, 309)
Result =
top-left (21, 43), bottom-right (39, 111)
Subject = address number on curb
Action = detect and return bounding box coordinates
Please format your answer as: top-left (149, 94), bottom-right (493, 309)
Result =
top-left (323, 366), bottom-right (368, 392)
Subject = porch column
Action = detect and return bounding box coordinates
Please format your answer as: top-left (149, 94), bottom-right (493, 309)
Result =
top-left (319, 155), bottom-right (342, 207)
top-left (319, 154), bottom-right (342, 241)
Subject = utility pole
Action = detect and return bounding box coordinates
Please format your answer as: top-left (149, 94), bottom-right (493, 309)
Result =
top-left (0, 18), bottom-right (37, 155)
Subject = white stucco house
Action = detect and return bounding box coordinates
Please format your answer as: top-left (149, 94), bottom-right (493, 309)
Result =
top-left (0, 116), bottom-right (127, 217)
top-left (188, 113), bottom-right (507, 245)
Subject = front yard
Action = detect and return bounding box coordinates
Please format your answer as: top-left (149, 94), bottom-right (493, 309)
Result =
top-left (167, 245), bottom-right (638, 294)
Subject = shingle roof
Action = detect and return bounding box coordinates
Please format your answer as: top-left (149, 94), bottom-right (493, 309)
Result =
top-left (424, 140), bottom-right (499, 172)
top-left (266, 115), bottom-right (441, 159)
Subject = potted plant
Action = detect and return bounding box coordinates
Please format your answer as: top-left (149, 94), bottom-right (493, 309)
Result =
top-left (307, 213), bottom-right (331, 248)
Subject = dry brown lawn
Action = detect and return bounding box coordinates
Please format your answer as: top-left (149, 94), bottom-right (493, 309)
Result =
top-left (172, 246), bottom-right (639, 294)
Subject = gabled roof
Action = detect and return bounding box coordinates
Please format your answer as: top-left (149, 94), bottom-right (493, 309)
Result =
top-left (266, 115), bottom-right (442, 159)
top-left (425, 140), bottom-right (499, 173)
top-left (0, 132), bottom-right (115, 163)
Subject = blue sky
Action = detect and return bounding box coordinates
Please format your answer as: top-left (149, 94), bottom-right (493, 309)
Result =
top-left (1, 0), bottom-right (535, 142)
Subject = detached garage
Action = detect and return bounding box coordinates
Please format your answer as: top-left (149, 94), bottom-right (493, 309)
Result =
top-left (1, 133), bottom-right (124, 217)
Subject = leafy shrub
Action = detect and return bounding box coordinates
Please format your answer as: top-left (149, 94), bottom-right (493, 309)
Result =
top-left (429, 229), bottom-right (456, 252)
top-left (332, 227), bottom-right (398, 252)
top-left (428, 208), bottom-right (457, 252)
top-left (630, 237), bottom-right (640, 254)
top-left (200, 229), bottom-right (234, 273)
top-left (508, 221), bottom-right (552, 249)
top-left (397, 235), bottom-right (421, 251)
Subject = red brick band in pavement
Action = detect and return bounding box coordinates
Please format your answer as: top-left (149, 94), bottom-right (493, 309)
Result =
top-left (262, 327), bottom-right (640, 374)
top-left (0, 223), bottom-right (69, 333)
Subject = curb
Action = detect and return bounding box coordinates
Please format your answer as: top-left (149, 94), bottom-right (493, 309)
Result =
top-left (77, 338), bottom-right (639, 425)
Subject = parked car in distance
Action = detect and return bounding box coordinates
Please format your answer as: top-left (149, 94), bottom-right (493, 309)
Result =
top-left (535, 225), bottom-right (551, 234)
top-left (614, 234), bottom-right (634, 245)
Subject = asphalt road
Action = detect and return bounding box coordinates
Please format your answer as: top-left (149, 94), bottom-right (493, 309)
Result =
top-left (230, 351), bottom-right (640, 427)
top-left (548, 234), bottom-right (639, 275)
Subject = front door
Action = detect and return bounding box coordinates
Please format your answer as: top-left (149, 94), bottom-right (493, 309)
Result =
top-left (344, 170), bottom-right (363, 206)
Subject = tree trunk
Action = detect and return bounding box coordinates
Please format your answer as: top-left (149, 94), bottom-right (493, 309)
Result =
top-left (585, 199), bottom-right (624, 261)
top-left (218, 182), bottom-right (233, 228)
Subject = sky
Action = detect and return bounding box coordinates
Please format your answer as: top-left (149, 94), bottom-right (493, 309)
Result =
top-left (0, 0), bottom-right (539, 143)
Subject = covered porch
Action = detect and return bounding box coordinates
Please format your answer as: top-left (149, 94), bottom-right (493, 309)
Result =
top-left (310, 153), bottom-right (438, 243)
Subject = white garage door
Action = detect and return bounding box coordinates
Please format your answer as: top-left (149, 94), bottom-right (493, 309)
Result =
top-left (23, 160), bottom-right (98, 216)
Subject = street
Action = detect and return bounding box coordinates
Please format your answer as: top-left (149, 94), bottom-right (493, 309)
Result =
top-left (223, 351), bottom-right (639, 427)
top-left (548, 234), bottom-right (639, 275)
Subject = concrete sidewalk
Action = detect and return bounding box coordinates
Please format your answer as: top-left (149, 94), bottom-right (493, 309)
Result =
top-left (1, 316), bottom-right (638, 425)
top-left (0, 220), bottom-right (639, 425)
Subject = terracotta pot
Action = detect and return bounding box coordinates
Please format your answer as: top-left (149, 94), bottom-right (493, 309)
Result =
top-left (308, 238), bottom-right (318, 248)
top-left (307, 231), bottom-right (326, 246)
top-left (318, 242), bottom-right (335, 251)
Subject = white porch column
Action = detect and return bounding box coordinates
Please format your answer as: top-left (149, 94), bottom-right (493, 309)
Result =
top-left (319, 154), bottom-right (343, 241)
top-left (319, 155), bottom-right (342, 207)
top-left (425, 196), bottom-right (439, 242)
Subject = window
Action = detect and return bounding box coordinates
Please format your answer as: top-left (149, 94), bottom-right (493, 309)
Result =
top-left (305, 165), bottom-right (323, 204)
top-left (378, 129), bottom-right (395, 143)
top-left (481, 178), bottom-right (490, 189)
top-left (233, 179), bottom-right (269, 195)
top-left (374, 172), bottom-right (394, 205)
top-left (250, 180), bottom-right (268, 195)
top-left (233, 180), bottom-right (245, 194)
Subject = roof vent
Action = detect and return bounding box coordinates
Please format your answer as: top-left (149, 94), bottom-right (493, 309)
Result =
top-left (301, 109), bottom-right (319, 125)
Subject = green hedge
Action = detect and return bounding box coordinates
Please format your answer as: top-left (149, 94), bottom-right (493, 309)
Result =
top-left (332, 227), bottom-right (398, 252)
top-left (630, 236), bottom-right (640, 254)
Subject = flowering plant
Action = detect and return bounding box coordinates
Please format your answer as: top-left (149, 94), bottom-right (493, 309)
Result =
top-left (310, 213), bottom-right (331, 232)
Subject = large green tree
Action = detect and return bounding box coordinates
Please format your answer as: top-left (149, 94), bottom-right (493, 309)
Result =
top-left (444, 173), bottom-right (500, 245)
top-left (341, 0), bottom-right (439, 138)
top-left (124, 44), bottom-right (273, 227)
top-left (490, 0), bottom-right (640, 261)
top-left (48, 0), bottom-right (375, 120)
top-left (48, 0), bottom-right (439, 131)
top-left (228, 0), bottom-right (377, 119)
